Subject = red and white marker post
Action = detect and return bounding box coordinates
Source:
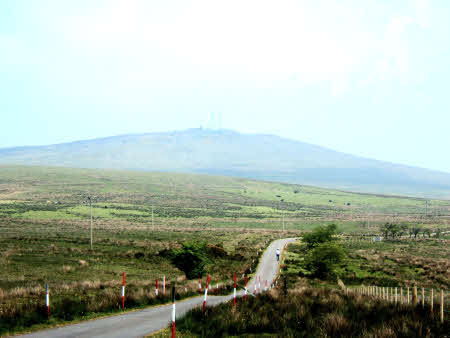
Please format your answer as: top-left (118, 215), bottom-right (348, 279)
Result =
top-left (171, 286), bottom-right (176, 338)
top-left (45, 283), bottom-right (50, 319)
top-left (122, 273), bottom-right (126, 309)
top-left (233, 273), bottom-right (237, 307)
top-left (258, 276), bottom-right (261, 293)
top-left (244, 276), bottom-right (248, 301)
top-left (198, 278), bottom-right (202, 292)
top-left (155, 278), bottom-right (159, 296)
top-left (163, 275), bottom-right (166, 295)
top-left (203, 275), bottom-right (210, 311)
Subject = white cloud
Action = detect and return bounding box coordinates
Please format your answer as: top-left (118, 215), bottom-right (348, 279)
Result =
top-left (17, 0), bottom-right (438, 98)
top-left (413, 0), bottom-right (432, 28)
top-left (62, 1), bottom-right (370, 88)
top-left (365, 0), bottom-right (435, 87)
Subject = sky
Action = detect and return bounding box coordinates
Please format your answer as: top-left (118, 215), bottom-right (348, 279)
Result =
top-left (1, 0), bottom-right (450, 173)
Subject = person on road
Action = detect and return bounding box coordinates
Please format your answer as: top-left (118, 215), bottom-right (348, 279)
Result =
top-left (276, 248), bottom-right (280, 262)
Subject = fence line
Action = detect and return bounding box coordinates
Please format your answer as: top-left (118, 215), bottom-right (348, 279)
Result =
top-left (348, 284), bottom-right (447, 323)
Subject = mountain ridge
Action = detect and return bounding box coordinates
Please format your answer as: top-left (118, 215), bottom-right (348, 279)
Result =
top-left (1, 128), bottom-right (449, 199)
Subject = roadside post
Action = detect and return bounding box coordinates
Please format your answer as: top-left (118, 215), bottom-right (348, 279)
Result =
top-left (258, 276), bottom-right (261, 293)
top-left (155, 278), bottom-right (158, 296)
top-left (45, 283), bottom-right (50, 319)
top-left (244, 276), bottom-right (248, 301)
top-left (203, 275), bottom-right (210, 311)
top-left (171, 286), bottom-right (176, 338)
top-left (122, 273), bottom-right (126, 309)
top-left (233, 273), bottom-right (237, 307)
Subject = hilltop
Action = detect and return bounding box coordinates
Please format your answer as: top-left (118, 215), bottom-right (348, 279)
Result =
top-left (1, 128), bottom-right (450, 198)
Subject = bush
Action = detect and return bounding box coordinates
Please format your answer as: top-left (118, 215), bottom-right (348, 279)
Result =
top-left (170, 242), bottom-right (210, 279)
top-left (304, 242), bottom-right (346, 279)
top-left (302, 224), bottom-right (337, 249)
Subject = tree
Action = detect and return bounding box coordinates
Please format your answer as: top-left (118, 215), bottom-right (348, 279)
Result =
top-left (304, 242), bottom-right (346, 279)
top-left (389, 223), bottom-right (400, 239)
top-left (412, 227), bottom-right (422, 239)
top-left (170, 242), bottom-right (210, 279)
top-left (302, 224), bottom-right (337, 249)
top-left (380, 223), bottom-right (400, 239)
top-left (435, 228), bottom-right (442, 238)
top-left (300, 224), bottom-right (346, 280)
top-left (423, 229), bottom-right (431, 238)
top-left (408, 227), bottom-right (415, 239)
top-left (400, 224), bottom-right (409, 238)
top-left (380, 223), bottom-right (390, 238)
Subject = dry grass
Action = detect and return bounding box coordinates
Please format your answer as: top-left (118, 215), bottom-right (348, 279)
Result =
top-left (62, 265), bottom-right (74, 273)
top-left (175, 284), bottom-right (448, 337)
top-left (78, 259), bottom-right (88, 266)
top-left (324, 313), bottom-right (350, 335)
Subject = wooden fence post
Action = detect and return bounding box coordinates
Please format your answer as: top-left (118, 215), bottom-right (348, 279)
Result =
top-left (422, 287), bottom-right (425, 308)
top-left (395, 287), bottom-right (397, 304)
top-left (440, 289), bottom-right (444, 323)
top-left (430, 289), bottom-right (434, 313)
top-left (413, 286), bottom-right (417, 306)
top-left (400, 287), bottom-right (403, 303)
top-left (407, 287), bottom-right (410, 304)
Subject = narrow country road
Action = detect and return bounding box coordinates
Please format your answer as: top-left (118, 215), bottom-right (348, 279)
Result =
top-left (19, 238), bottom-right (295, 338)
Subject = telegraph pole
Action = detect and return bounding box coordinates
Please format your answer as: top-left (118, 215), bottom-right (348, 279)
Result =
top-left (88, 196), bottom-right (93, 250)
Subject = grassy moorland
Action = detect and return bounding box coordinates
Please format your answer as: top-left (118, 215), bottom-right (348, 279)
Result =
top-left (155, 229), bottom-right (449, 337)
top-left (1, 165), bottom-right (449, 335)
top-left (284, 238), bottom-right (450, 291)
top-left (153, 286), bottom-right (448, 337)
top-left (1, 165), bottom-right (449, 229)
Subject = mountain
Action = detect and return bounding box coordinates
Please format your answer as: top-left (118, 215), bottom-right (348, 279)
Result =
top-left (1, 128), bottom-right (449, 198)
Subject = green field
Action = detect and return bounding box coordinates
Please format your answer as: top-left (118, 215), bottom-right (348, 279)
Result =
top-left (1, 165), bottom-right (449, 228)
top-left (1, 165), bottom-right (449, 335)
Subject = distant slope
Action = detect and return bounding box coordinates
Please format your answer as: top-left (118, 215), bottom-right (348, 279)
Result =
top-left (1, 129), bottom-right (449, 198)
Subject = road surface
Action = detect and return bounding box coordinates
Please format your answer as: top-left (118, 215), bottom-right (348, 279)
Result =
top-left (20, 238), bottom-right (295, 338)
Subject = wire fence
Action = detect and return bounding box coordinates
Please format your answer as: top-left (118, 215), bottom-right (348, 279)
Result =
top-left (349, 285), bottom-right (448, 323)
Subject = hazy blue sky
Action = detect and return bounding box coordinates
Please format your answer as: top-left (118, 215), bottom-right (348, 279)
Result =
top-left (1, 0), bottom-right (450, 172)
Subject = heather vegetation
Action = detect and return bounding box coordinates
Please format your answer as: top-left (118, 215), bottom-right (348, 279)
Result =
top-left (161, 225), bottom-right (449, 337)
top-left (1, 166), bottom-right (449, 335)
top-left (156, 285), bottom-right (448, 337)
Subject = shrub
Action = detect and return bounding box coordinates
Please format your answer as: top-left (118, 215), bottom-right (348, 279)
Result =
top-left (302, 224), bottom-right (337, 249)
top-left (170, 242), bottom-right (210, 279)
top-left (304, 242), bottom-right (346, 279)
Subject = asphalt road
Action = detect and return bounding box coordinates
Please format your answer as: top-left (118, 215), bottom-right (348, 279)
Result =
top-left (20, 238), bottom-right (295, 338)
